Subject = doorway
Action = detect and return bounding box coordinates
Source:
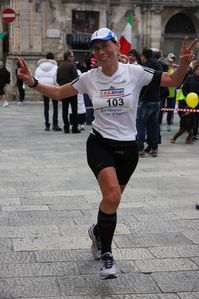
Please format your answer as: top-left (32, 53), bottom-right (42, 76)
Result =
top-left (163, 13), bottom-right (197, 60)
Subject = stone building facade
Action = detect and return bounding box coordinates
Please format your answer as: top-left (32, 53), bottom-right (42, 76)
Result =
top-left (0, 0), bottom-right (199, 100)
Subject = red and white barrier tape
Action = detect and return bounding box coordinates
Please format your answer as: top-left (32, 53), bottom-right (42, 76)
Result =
top-left (161, 108), bottom-right (199, 112)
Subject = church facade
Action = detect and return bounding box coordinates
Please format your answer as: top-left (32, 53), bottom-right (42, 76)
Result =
top-left (0, 0), bottom-right (199, 99)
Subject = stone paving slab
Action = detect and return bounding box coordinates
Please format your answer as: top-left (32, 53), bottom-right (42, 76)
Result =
top-left (16, 295), bottom-right (180, 299)
top-left (114, 232), bottom-right (194, 248)
top-left (0, 277), bottom-right (61, 297)
top-left (177, 293), bottom-right (199, 299)
top-left (127, 219), bottom-right (199, 234)
top-left (0, 251), bottom-right (36, 263)
top-left (13, 235), bottom-right (91, 251)
top-left (58, 273), bottom-right (160, 295)
top-left (192, 257), bottom-right (199, 265)
top-left (149, 244), bottom-right (199, 258)
top-left (134, 257), bottom-right (198, 272)
top-left (0, 102), bottom-right (199, 298)
top-left (2, 204), bottom-right (49, 211)
top-left (151, 271), bottom-right (199, 292)
top-left (0, 261), bottom-right (79, 277)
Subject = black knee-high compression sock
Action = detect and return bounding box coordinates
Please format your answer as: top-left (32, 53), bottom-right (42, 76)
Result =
top-left (97, 209), bottom-right (117, 255)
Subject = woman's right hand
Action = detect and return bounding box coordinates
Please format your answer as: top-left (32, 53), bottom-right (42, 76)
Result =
top-left (17, 57), bottom-right (35, 86)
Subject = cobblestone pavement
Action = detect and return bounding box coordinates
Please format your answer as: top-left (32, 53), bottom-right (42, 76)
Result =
top-left (0, 101), bottom-right (198, 299)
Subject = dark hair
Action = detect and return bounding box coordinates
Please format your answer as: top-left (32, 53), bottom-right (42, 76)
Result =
top-left (46, 52), bottom-right (54, 59)
top-left (142, 47), bottom-right (153, 60)
top-left (76, 61), bottom-right (82, 71)
top-left (153, 50), bottom-right (161, 60)
top-left (64, 51), bottom-right (73, 61)
top-left (193, 63), bottom-right (199, 72)
top-left (128, 49), bottom-right (139, 59)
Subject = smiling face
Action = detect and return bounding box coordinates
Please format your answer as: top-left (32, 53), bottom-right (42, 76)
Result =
top-left (128, 54), bottom-right (137, 64)
top-left (92, 40), bottom-right (119, 68)
top-left (68, 52), bottom-right (75, 62)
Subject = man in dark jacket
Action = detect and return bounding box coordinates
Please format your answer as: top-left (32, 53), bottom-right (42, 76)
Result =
top-left (182, 64), bottom-right (199, 140)
top-left (137, 48), bottom-right (163, 157)
top-left (0, 61), bottom-right (10, 107)
top-left (57, 51), bottom-right (80, 133)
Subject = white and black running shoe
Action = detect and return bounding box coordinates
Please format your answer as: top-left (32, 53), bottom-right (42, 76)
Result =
top-left (100, 252), bottom-right (117, 280)
top-left (88, 224), bottom-right (101, 260)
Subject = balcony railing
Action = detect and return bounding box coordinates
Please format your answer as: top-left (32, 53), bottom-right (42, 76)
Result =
top-left (66, 33), bottom-right (92, 50)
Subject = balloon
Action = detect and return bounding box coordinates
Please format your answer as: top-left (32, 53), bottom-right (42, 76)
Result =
top-left (185, 92), bottom-right (199, 108)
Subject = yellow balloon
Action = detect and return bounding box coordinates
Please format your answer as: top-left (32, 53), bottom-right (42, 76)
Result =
top-left (186, 92), bottom-right (199, 108)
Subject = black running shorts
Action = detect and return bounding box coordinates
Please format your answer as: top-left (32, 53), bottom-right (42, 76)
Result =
top-left (86, 130), bottom-right (139, 185)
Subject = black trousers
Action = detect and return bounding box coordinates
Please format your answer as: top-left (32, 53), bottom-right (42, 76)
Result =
top-left (17, 83), bottom-right (25, 102)
top-left (172, 127), bottom-right (194, 141)
top-left (61, 96), bottom-right (78, 130)
top-left (43, 95), bottom-right (58, 127)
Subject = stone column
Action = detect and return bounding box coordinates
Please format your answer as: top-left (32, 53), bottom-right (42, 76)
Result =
top-left (150, 6), bottom-right (162, 51)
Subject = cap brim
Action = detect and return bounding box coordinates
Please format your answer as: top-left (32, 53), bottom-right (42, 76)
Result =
top-left (90, 36), bottom-right (114, 47)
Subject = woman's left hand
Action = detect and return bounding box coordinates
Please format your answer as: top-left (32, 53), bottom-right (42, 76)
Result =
top-left (17, 57), bottom-right (35, 86)
top-left (179, 36), bottom-right (198, 66)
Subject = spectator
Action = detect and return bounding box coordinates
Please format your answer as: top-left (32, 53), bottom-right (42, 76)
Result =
top-left (182, 63), bottom-right (199, 140)
top-left (16, 62), bottom-right (25, 105)
top-left (137, 47), bottom-right (163, 157)
top-left (170, 110), bottom-right (194, 144)
top-left (0, 61), bottom-right (10, 107)
top-left (35, 52), bottom-right (61, 131)
top-left (57, 51), bottom-right (80, 133)
top-left (90, 57), bottom-right (98, 68)
top-left (82, 55), bottom-right (94, 125)
top-left (127, 49), bottom-right (141, 65)
top-left (152, 49), bottom-right (169, 143)
top-left (165, 53), bottom-right (178, 131)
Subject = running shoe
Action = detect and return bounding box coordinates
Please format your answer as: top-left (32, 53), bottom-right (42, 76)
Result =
top-left (139, 150), bottom-right (145, 157)
top-left (88, 224), bottom-right (101, 260)
top-left (167, 125), bottom-right (172, 132)
top-left (100, 252), bottom-right (117, 279)
top-left (150, 149), bottom-right (158, 157)
top-left (2, 101), bottom-right (8, 107)
top-left (170, 139), bottom-right (175, 143)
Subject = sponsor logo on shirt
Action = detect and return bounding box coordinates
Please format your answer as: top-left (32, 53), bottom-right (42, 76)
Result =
top-left (100, 86), bottom-right (124, 98)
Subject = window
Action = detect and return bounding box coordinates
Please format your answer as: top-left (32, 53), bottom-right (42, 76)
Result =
top-left (72, 11), bottom-right (99, 33)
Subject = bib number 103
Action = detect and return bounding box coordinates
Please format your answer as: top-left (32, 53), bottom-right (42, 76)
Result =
top-left (106, 98), bottom-right (124, 107)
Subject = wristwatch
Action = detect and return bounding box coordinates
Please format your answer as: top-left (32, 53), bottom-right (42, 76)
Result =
top-left (28, 77), bottom-right (39, 88)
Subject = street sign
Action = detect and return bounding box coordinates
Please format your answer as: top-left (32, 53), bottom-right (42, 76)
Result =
top-left (2, 8), bottom-right (16, 23)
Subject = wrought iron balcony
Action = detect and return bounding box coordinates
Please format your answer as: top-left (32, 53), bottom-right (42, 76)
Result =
top-left (66, 33), bottom-right (92, 50)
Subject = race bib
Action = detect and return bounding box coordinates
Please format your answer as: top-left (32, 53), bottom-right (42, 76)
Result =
top-left (93, 86), bottom-right (132, 116)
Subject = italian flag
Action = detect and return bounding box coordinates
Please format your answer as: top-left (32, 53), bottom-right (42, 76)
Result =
top-left (119, 14), bottom-right (133, 55)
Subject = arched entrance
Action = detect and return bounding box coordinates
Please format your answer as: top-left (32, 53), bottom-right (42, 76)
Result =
top-left (163, 13), bottom-right (197, 60)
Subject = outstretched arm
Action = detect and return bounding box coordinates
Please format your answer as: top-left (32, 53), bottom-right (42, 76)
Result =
top-left (17, 57), bottom-right (78, 100)
top-left (161, 37), bottom-right (198, 87)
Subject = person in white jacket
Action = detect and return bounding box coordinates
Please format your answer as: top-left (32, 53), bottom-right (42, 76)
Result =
top-left (35, 52), bottom-right (61, 131)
